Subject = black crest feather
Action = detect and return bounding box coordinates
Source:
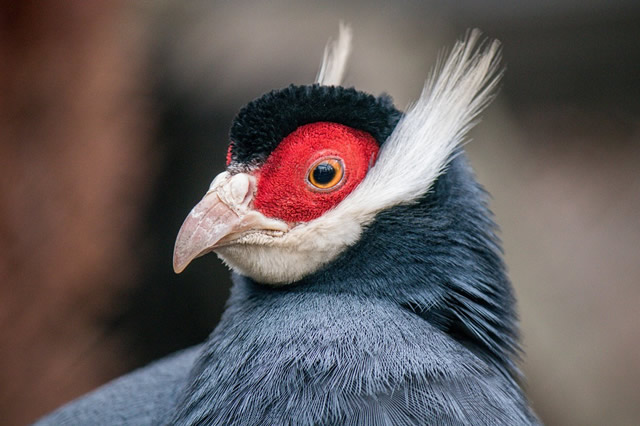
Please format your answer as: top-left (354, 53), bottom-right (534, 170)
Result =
top-left (229, 84), bottom-right (402, 165)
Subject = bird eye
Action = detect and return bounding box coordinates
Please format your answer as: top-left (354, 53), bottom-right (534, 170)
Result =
top-left (307, 158), bottom-right (344, 191)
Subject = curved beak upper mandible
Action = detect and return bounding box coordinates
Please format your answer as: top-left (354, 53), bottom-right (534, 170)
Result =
top-left (172, 172), bottom-right (287, 273)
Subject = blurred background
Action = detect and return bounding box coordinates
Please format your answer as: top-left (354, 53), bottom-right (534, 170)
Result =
top-left (1, 1), bottom-right (639, 424)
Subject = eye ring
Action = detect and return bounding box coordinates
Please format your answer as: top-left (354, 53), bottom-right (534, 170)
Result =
top-left (307, 157), bottom-right (345, 191)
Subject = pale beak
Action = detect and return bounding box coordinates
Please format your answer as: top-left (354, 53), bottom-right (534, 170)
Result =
top-left (172, 171), bottom-right (287, 273)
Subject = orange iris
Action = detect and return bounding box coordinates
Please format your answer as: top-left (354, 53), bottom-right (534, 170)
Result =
top-left (307, 158), bottom-right (344, 190)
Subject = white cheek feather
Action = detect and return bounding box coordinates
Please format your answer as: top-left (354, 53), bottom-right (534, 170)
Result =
top-left (215, 216), bottom-right (363, 285)
top-left (221, 30), bottom-right (502, 285)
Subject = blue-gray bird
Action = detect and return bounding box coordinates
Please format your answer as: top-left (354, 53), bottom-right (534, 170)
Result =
top-left (37, 28), bottom-right (539, 425)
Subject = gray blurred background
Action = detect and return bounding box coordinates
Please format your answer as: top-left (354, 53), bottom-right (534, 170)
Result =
top-left (1, 1), bottom-right (639, 424)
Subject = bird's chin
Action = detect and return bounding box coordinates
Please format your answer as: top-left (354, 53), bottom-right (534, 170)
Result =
top-left (215, 241), bottom-right (335, 286)
top-left (213, 208), bottom-right (367, 285)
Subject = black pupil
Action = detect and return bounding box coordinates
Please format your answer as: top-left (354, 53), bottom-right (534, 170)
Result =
top-left (313, 163), bottom-right (336, 185)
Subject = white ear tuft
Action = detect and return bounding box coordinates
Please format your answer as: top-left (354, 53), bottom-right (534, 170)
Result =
top-left (316, 23), bottom-right (353, 86)
top-left (343, 29), bottom-right (503, 218)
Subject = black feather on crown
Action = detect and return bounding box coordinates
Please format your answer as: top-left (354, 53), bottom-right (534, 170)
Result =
top-left (228, 84), bottom-right (403, 166)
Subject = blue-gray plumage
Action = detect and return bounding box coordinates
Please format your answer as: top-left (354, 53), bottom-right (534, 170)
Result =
top-left (37, 347), bottom-right (200, 425)
top-left (169, 156), bottom-right (535, 425)
top-left (37, 30), bottom-right (539, 425)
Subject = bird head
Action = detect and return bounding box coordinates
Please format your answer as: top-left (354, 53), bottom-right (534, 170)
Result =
top-left (172, 83), bottom-right (401, 284)
top-left (174, 28), bottom-right (502, 286)
top-left (173, 28), bottom-right (518, 374)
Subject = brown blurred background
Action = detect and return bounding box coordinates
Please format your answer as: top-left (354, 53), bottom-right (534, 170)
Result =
top-left (1, 1), bottom-right (639, 425)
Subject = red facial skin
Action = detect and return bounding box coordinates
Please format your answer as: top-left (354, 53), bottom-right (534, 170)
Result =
top-left (249, 122), bottom-right (379, 223)
top-left (226, 144), bottom-right (233, 166)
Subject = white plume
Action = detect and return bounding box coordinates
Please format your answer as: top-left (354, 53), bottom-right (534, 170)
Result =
top-left (342, 29), bottom-right (503, 220)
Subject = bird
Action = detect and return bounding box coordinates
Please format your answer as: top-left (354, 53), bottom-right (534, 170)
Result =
top-left (37, 26), bottom-right (539, 425)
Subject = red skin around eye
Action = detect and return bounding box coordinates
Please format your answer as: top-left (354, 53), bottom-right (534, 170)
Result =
top-left (253, 122), bottom-right (379, 223)
top-left (225, 144), bottom-right (233, 166)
